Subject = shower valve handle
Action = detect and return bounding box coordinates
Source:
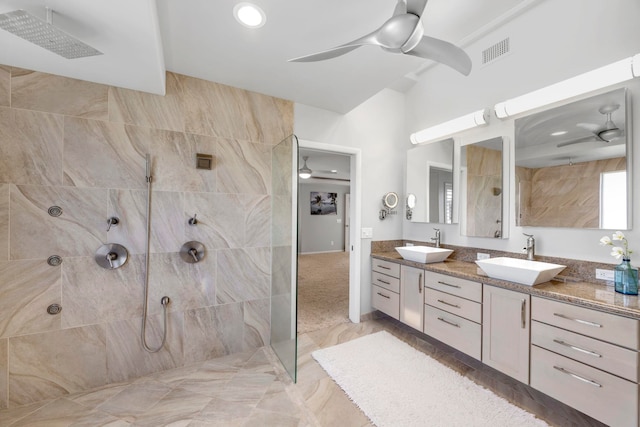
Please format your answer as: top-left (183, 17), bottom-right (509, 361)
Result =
top-left (188, 248), bottom-right (199, 263)
top-left (106, 252), bottom-right (117, 269)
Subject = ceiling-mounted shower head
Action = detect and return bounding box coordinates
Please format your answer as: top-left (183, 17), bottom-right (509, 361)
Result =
top-left (0, 9), bottom-right (102, 59)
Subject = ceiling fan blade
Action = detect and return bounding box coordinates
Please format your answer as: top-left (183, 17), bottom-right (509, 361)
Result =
top-left (556, 136), bottom-right (598, 148)
top-left (393, 0), bottom-right (407, 16)
top-left (289, 30), bottom-right (382, 62)
top-left (405, 35), bottom-right (471, 75)
top-left (406, 0), bottom-right (429, 17)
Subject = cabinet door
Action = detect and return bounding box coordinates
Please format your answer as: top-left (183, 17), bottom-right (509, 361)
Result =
top-left (482, 285), bottom-right (530, 384)
top-left (400, 265), bottom-right (424, 331)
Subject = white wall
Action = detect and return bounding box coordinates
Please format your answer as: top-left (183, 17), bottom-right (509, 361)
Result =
top-left (299, 182), bottom-right (347, 253)
top-left (404, 0), bottom-right (640, 264)
top-left (295, 88), bottom-right (406, 313)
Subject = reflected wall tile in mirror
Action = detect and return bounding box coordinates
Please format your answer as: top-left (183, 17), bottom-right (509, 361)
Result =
top-left (243, 298), bottom-right (270, 350)
top-left (183, 303), bottom-right (244, 365)
top-left (0, 184), bottom-right (7, 260)
top-left (61, 255), bottom-right (144, 329)
top-left (10, 185), bottom-right (107, 259)
top-left (0, 260), bottom-right (61, 338)
top-left (244, 195), bottom-right (270, 248)
top-left (217, 248), bottom-right (270, 304)
top-left (0, 107), bottom-right (63, 186)
top-left (0, 66), bottom-right (9, 107)
top-left (106, 312), bottom-right (184, 383)
top-left (0, 338), bottom-right (6, 409)
top-left (8, 324), bottom-right (107, 406)
top-left (63, 118), bottom-right (146, 189)
top-left (217, 138), bottom-right (271, 195)
top-left (184, 192), bottom-right (244, 249)
top-left (108, 72), bottom-right (184, 132)
top-left (11, 68), bottom-right (108, 120)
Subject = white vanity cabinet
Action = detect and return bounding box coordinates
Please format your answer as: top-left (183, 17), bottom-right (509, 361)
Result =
top-left (530, 297), bottom-right (640, 427)
top-left (482, 285), bottom-right (530, 384)
top-left (400, 265), bottom-right (424, 331)
top-left (371, 259), bottom-right (401, 320)
top-left (423, 272), bottom-right (483, 360)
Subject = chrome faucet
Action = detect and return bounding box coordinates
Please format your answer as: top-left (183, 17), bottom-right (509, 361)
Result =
top-left (523, 233), bottom-right (535, 260)
top-left (431, 228), bottom-right (441, 248)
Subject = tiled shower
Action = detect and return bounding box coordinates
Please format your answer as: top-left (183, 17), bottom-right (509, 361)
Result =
top-left (0, 65), bottom-right (293, 409)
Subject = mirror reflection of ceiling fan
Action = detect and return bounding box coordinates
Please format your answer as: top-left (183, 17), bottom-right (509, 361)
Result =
top-left (289, 0), bottom-right (472, 76)
top-left (299, 156), bottom-right (347, 181)
top-left (557, 104), bottom-right (623, 147)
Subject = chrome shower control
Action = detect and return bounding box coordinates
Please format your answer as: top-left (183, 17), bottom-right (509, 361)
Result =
top-left (47, 304), bottom-right (62, 315)
top-left (95, 243), bottom-right (129, 269)
top-left (47, 255), bottom-right (62, 266)
top-left (180, 241), bottom-right (205, 263)
top-left (48, 206), bottom-right (63, 217)
top-left (106, 216), bottom-right (119, 231)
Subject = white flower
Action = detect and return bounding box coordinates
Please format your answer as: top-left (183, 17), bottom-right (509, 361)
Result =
top-left (612, 231), bottom-right (626, 241)
top-left (611, 247), bottom-right (625, 259)
top-left (599, 236), bottom-right (612, 246)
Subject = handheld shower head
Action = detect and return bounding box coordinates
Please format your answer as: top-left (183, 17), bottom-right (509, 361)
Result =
top-left (0, 9), bottom-right (102, 59)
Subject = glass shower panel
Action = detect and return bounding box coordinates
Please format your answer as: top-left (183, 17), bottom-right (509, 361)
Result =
top-left (270, 134), bottom-right (298, 381)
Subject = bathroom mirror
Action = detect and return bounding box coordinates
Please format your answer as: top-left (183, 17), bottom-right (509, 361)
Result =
top-left (515, 88), bottom-right (630, 229)
top-left (382, 192), bottom-right (398, 209)
top-left (405, 138), bottom-right (456, 223)
top-left (460, 137), bottom-right (505, 238)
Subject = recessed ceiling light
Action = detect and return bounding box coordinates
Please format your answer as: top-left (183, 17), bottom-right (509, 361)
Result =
top-left (551, 130), bottom-right (568, 136)
top-left (233, 3), bottom-right (266, 28)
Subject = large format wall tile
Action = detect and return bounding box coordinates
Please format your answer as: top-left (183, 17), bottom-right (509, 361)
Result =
top-left (0, 260), bottom-right (61, 338)
top-left (217, 248), bottom-right (270, 304)
top-left (243, 298), bottom-right (270, 350)
top-left (216, 138), bottom-right (271, 195)
top-left (9, 325), bottom-right (107, 406)
top-left (61, 255), bottom-right (144, 328)
top-left (10, 185), bottom-right (107, 259)
top-left (63, 118), bottom-right (147, 189)
top-left (106, 312), bottom-right (184, 383)
top-left (0, 107), bottom-right (63, 186)
top-left (246, 90), bottom-right (294, 145)
top-left (109, 71), bottom-right (184, 132)
top-left (11, 68), bottom-right (108, 120)
top-left (184, 192), bottom-right (244, 249)
top-left (244, 195), bottom-right (270, 248)
top-left (0, 66), bottom-right (9, 107)
top-left (184, 303), bottom-right (244, 364)
top-left (0, 338), bottom-right (7, 410)
top-left (0, 184), bottom-right (8, 260)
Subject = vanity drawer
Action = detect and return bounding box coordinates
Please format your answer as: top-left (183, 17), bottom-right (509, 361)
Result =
top-left (424, 271), bottom-right (482, 303)
top-left (372, 285), bottom-right (399, 320)
top-left (424, 305), bottom-right (481, 360)
top-left (424, 288), bottom-right (482, 323)
top-left (531, 345), bottom-right (638, 427)
top-left (372, 271), bottom-right (400, 293)
top-left (532, 296), bottom-right (639, 350)
top-left (532, 320), bottom-right (639, 382)
top-left (372, 259), bottom-right (400, 278)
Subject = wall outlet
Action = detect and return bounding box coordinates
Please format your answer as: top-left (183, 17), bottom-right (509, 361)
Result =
top-left (596, 269), bottom-right (614, 281)
top-left (405, 242), bottom-right (414, 247)
top-left (331, 240), bottom-right (334, 246)
top-left (477, 253), bottom-right (490, 260)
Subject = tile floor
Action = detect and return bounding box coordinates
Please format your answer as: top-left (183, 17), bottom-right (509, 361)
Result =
top-left (0, 315), bottom-right (605, 426)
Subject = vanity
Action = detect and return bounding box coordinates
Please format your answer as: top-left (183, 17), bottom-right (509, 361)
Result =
top-left (371, 250), bottom-right (640, 427)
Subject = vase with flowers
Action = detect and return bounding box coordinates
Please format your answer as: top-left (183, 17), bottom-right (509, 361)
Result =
top-left (599, 231), bottom-right (638, 295)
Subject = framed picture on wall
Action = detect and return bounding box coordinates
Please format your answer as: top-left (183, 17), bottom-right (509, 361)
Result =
top-left (310, 192), bottom-right (337, 215)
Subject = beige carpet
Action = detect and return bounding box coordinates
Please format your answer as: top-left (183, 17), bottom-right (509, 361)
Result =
top-left (297, 251), bottom-right (350, 334)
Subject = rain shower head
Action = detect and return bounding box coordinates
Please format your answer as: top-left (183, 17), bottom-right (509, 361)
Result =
top-left (0, 9), bottom-right (102, 59)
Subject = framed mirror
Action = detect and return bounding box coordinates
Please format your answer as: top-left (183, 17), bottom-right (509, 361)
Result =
top-left (405, 138), bottom-right (455, 223)
top-left (514, 88), bottom-right (630, 229)
top-left (460, 137), bottom-right (505, 238)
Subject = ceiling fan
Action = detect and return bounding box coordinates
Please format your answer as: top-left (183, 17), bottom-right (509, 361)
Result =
top-left (289, 0), bottom-right (472, 76)
top-left (556, 104), bottom-right (623, 148)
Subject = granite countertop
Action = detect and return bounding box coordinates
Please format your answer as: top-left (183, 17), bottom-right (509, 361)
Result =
top-left (372, 251), bottom-right (640, 320)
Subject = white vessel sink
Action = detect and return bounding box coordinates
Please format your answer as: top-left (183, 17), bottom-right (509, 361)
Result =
top-left (475, 257), bottom-right (566, 286)
top-left (395, 246), bottom-right (453, 264)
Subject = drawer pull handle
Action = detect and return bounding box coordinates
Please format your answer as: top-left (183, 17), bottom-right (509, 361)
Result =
top-left (521, 299), bottom-right (526, 329)
top-left (437, 299), bottom-right (460, 309)
top-left (553, 339), bottom-right (602, 358)
top-left (377, 279), bottom-right (391, 285)
top-left (553, 366), bottom-right (602, 388)
top-left (419, 273), bottom-right (423, 294)
top-left (377, 292), bottom-right (391, 299)
top-left (438, 281), bottom-right (461, 289)
top-left (437, 317), bottom-right (460, 328)
top-left (553, 313), bottom-right (602, 328)
top-left (377, 265), bottom-right (391, 270)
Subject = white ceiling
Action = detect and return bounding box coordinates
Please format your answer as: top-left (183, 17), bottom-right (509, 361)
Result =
top-left (0, 0), bottom-right (531, 113)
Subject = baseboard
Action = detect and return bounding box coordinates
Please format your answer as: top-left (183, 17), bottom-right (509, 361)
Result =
top-left (299, 250), bottom-right (346, 255)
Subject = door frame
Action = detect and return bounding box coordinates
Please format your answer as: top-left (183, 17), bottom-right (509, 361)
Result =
top-left (298, 139), bottom-right (362, 323)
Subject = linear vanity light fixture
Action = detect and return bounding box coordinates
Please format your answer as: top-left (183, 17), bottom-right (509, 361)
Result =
top-left (494, 53), bottom-right (640, 119)
top-left (410, 108), bottom-right (490, 145)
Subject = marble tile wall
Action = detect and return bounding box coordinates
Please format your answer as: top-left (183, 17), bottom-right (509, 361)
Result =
top-left (0, 65), bottom-right (293, 409)
top-left (466, 145), bottom-right (502, 237)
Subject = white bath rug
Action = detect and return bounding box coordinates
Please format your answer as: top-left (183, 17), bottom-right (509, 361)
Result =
top-left (312, 331), bottom-right (549, 427)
